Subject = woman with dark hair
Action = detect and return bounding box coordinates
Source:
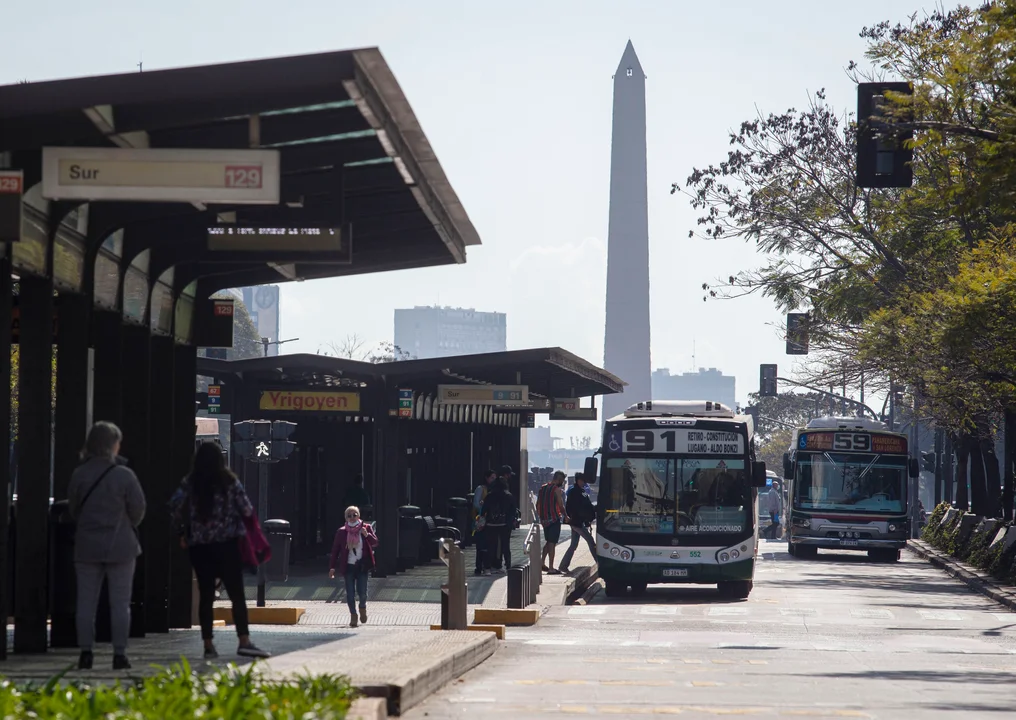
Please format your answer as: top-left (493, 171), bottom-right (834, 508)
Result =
top-left (68, 421), bottom-right (146, 670)
top-left (170, 442), bottom-right (269, 660)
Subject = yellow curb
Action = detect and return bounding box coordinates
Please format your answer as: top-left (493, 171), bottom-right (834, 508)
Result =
top-left (473, 608), bottom-right (540, 626)
top-left (213, 607), bottom-right (305, 625)
top-left (429, 624), bottom-right (506, 640)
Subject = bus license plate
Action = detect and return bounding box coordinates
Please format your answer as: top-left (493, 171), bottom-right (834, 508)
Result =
top-left (839, 540), bottom-right (859, 547)
top-left (663, 568), bottom-right (688, 577)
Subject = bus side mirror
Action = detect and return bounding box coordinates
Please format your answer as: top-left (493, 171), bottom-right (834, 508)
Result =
top-left (752, 462), bottom-right (768, 487)
top-left (583, 456), bottom-right (599, 484)
top-left (782, 453), bottom-right (794, 480)
top-left (908, 458), bottom-right (920, 479)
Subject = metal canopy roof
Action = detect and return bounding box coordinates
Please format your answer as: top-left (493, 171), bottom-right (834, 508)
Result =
top-left (0, 48), bottom-right (480, 292)
top-left (197, 348), bottom-right (626, 401)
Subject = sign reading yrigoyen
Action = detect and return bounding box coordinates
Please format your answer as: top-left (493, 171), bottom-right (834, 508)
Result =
top-left (259, 390), bottom-right (361, 413)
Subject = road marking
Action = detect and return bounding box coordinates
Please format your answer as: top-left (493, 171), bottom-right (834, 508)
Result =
top-left (560, 707), bottom-right (589, 714)
top-left (682, 658), bottom-right (704, 663)
top-left (991, 613), bottom-right (1014, 621)
top-left (711, 659), bottom-right (736, 664)
top-left (526, 639), bottom-right (577, 645)
top-left (850, 608), bottom-right (894, 620)
top-left (690, 680), bottom-right (723, 687)
top-left (622, 640), bottom-right (675, 648)
top-left (639, 606), bottom-right (680, 615)
top-left (569, 606), bottom-right (607, 615)
top-left (918, 610), bottom-right (964, 621)
top-left (708, 607), bottom-right (748, 616)
top-left (603, 680), bottom-right (674, 686)
top-left (780, 608), bottom-right (817, 617)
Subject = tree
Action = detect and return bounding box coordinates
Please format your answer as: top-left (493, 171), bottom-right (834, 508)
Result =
top-left (320, 334), bottom-right (368, 360)
top-left (367, 342), bottom-right (413, 364)
top-left (569, 436), bottom-right (592, 451)
top-left (678, 4), bottom-right (1016, 516)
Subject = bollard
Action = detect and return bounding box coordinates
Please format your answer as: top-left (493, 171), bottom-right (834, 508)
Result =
top-left (438, 539), bottom-right (467, 630)
top-left (529, 522), bottom-right (542, 602)
top-left (507, 566), bottom-right (524, 609)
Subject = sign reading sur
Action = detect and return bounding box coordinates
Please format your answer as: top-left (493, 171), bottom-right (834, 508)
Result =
top-left (259, 390), bottom-right (360, 413)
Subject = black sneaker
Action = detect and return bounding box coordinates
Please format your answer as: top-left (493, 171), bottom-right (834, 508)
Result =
top-left (78, 651), bottom-right (93, 670)
top-left (204, 647), bottom-right (219, 660)
top-left (112, 655), bottom-right (131, 670)
top-left (237, 644), bottom-right (270, 659)
top-left (359, 606), bottom-right (368, 624)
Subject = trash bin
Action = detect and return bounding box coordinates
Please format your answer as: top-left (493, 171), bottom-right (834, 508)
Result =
top-left (263, 519), bottom-right (291, 582)
top-left (447, 497), bottom-right (471, 546)
top-left (398, 506), bottom-right (422, 570)
top-left (48, 500), bottom-right (78, 647)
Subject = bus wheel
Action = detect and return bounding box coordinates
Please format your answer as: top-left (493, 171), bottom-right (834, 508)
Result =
top-left (629, 582), bottom-right (648, 597)
top-left (718, 580), bottom-right (752, 599)
top-left (787, 542), bottom-right (797, 557)
top-left (869, 549), bottom-right (899, 563)
top-left (796, 546), bottom-right (818, 560)
top-left (603, 580), bottom-right (626, 598)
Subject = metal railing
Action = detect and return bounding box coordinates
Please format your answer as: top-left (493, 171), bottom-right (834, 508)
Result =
top-left (507, 494), bottom-right (543, 608)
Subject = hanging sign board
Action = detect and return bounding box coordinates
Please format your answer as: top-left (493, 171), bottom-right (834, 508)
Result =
top-left (436, 384), bottom-right (529, 406)
top-left (550, 398), bottom-right (598, 421)
top-left (0, 170), bottom-right (23, 243)
top-left (41, 147), bottom-right (281, 204)
top-left (207, 225), bottom-right (351, 261)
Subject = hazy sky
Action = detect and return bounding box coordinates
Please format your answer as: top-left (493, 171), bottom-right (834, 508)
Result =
top-left (5, 0), bottom-right (927, 442)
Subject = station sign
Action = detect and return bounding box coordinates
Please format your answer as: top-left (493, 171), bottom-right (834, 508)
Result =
top-left (436, 384), bottom-right (529, 406)
top-left (207, 225), bottom-right (351, 261)
top-left (259, 389), bottom-right (361, 413)
top-left (798, 432), bottom-right (907, 454)
top-left (398, 388), bottom-right (414, 418)
top-left (41, 147), bottom-right (281, 204)
top-left (194, 298), bottom-right (235, 349)
top-left (550, 398), bottom-right (598, 421)
top-left (0, 170), bottom-right (23, 244)
top-left (207, 385), bottom-right (222, 414)
top-left (606, 428), bottom-right (744, 455)
top-left (522, 413), bottom-right (536, 428)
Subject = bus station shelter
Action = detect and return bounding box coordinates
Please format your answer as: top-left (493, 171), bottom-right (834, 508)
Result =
top-left (197, 349), bottom-right (624, 575)
top-left (0, 48), bottom-right (480, 657)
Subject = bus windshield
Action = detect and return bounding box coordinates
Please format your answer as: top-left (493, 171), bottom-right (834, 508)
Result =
top-left (601, 457), bottom-right (750, 535)
top-left (795, 452), bottom-right (907, 513)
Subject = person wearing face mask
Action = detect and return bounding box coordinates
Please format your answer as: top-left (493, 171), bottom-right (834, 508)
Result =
top-left (328, 506), bottom-right (378, 627)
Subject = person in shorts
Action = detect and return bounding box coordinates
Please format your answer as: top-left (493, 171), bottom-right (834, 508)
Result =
top-left (536, 471), bottom-right (568, 574)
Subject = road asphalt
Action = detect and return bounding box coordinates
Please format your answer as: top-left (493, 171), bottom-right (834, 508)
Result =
top-left (404, 540), bottom-right (1016, 719)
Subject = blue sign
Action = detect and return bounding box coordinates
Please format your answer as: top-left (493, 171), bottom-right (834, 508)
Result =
top-left (208, 396), bottom-right (221, 405)
top-left (799, 435), bottom-right (808, 449)
top-left (492, 389), bottom-right (522, 402)
top-left (398, 389), bottom-right (413, 399)
top-left (606, 431), bottom-right (622, 453)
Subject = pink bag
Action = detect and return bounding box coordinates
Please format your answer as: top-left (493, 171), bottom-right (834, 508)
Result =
top-left (239, 514), bottom-right (272, 574)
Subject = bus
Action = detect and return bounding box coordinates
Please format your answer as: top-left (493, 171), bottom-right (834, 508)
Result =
top-left (782, 416), bottom-right (919, 563)
top-left (582, 400), bottom-right (768, 600)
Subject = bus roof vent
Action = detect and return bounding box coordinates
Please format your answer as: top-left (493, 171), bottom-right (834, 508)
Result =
top-left (805, 416), bottom-right (888, 431)
top-left (623, 400), bottom-right (736, 419)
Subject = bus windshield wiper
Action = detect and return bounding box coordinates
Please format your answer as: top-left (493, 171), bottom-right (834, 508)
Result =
top-left (857, 454), bottom-right (881, 480)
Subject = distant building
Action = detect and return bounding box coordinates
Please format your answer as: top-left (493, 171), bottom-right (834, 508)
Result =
top-left (527, 426), bottom-right (561, 453)
top-left (651, 367), bottom-right (736, 410)
top-left (394, 306), bottom-right (506, 359)
top-left (240, 285), bottom-right (282, 356)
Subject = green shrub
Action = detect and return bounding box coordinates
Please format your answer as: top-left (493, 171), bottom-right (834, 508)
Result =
top-left (921, 503), bottom-right (953, 548)
top-left (963, 521), bottom-right (1000, 565)
top-left (0, 660), bottom-right (356, 719)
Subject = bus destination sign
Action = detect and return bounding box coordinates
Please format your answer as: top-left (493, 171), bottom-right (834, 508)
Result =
top-left (607, 428), bottom-right (744, 455)
top-left (798, 432), bottom-right (907, 454)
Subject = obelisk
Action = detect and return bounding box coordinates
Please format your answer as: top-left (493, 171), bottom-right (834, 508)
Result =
top-left (602, 40), bottom-right (652, 421)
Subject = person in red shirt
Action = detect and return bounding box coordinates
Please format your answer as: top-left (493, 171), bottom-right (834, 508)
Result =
top-left (328, 506), bottom-right (379, 627)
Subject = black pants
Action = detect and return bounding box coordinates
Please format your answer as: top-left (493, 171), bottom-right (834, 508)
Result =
top-left (474, 528), bottom-right (488, 571)
top-left (190, 540), bottom-right (249, 641)
top-left (488, 525), bottom-right (512, 570)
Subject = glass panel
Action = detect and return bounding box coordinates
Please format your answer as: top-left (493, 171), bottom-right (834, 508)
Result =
top-left (174, 284), bottom-right (195, 345)
top-left (150, 281), bottom-right (174, 335)
top-left (602, 458), bottom-right (676, 535)
top-left (102, 229), bottom-right (124, 257)
top-left (795, 452), bottom-right (906, 513)
top-left (53, 230), bottom-right (85, 292)
top-left (93, 253), bottom-right (120, 309)
top-left (122, 267), bottom-right (149, 324)
top-left (675, 459), bottom-right (749, 534)
top-left (12, 205), bottom-right (48, 276)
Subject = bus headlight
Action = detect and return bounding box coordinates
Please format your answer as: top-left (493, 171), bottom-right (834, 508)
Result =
top-left (720, 552), bottom-right (730, 562)
top-left (889, 524), bottom-right (896, 532)
top-left (731, 549), bottom-right (740, 559)
top-left (621, 550), bottom-right (631, 561)
top-left (610, 547), bottom-right (620, 558)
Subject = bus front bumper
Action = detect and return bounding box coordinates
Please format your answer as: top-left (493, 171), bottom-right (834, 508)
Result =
top-left (597, 555), bottom-right (754, 584)
top-left (791, 536), bottom-right (907, 551)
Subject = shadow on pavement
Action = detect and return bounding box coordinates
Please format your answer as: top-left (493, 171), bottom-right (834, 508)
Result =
top-left (595, 585), bottom-right (746, 606)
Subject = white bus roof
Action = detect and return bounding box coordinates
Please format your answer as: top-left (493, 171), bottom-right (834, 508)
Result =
top-left (622, 400), bottom-right (735, 419)
top-left (804, 416), bottom-right (889, 431)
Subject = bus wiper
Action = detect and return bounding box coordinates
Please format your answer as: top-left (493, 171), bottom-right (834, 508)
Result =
top-left (822, 452), bottom-right (840, 469)
top-left (857, 454), bottom-right (881, 480)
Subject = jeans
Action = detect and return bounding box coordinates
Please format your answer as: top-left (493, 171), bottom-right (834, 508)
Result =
top-left (190, 540), bottom-right (249, 640)
top-left (474, 528), bottom-right (488, 572)
top-left (559, 524), bottom-right (597, 570)
top-left (344, 567), bottom-right (369, 614)
top-left (75, 559), bottom-right (135, 654)
top-left (768, 513), bottom-right (780, 539)
top-left (488, 526), bottom-right (512, 570)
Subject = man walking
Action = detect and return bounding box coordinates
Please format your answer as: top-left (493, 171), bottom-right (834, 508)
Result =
top-left (536, 471), bottom-right (568, 574)
top-left (558, 472), bottom-right (597, 573)
top-left (472, 470), bottom-right (495, 576)
top-left (767, 480), bottom-right (784, 540)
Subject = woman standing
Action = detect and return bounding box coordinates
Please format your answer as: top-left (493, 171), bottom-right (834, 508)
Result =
top-left (68, 421), bottom-right (146, 671)
top-left (329, 506), bottom-right (378, 627)
top-left (170, 442), bottom-right (269, 660)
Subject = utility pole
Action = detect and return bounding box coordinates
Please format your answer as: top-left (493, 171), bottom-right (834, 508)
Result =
top-left (910, 393), bottom-right (920, 538)
top-left (933, 427), bottom-right (944, 506)
top-left (261, 336), bottom-right (299, 357)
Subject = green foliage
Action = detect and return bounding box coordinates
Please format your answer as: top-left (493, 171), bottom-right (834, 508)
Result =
top-left (920, 502), bottom-right (950, 543)
top-left (0, 661), bottom-right (356, 719)
top-left (967, 522), bottom-right (1006, 569)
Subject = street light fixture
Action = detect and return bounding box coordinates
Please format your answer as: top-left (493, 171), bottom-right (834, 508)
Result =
top-left (261, 336), bottom-right (299, 357)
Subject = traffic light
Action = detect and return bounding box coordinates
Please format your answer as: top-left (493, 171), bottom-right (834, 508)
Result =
top-left (786, 313), bottom-right (809, 355)
top-left (921, 451), bottom-right (937, 473)
top-left (856, 82), bottom-right (913, 189)
top-left (270, 421), bottom-right (297, 461)
top-left (759, 364), bottom-right (778, 397)
top-left (744, 406), bottom-right (760, 426)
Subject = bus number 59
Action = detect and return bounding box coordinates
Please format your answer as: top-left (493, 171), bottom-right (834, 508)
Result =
top-left (833, 433), bottom-right (870, 451)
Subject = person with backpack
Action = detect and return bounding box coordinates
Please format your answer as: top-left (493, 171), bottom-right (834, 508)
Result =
top-left (472, 470), bottom-right (496, 576)
top-left (536, 471), bottom-right (569, 574)
top-left (482, 476), bottom-right (517, 573)
top-left (558, 472), bottom-right (597, 573)
top-left (67, 422), bottom-right (146, 671)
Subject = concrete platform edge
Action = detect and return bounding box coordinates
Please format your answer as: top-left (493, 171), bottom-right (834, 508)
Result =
top-left (908, 539), bottom-right (1016, 611)
top-left (348, 697), bottom-right (387, 720)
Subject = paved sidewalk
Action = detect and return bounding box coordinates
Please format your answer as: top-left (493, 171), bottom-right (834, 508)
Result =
top-left (908, 539), bottom-right (1016, 611)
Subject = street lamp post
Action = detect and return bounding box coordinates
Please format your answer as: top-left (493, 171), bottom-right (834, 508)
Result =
top-left (261, 336), bottom-right (299, 357)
